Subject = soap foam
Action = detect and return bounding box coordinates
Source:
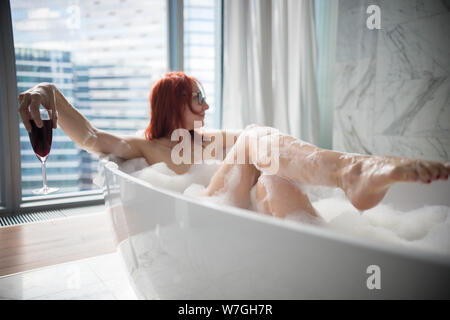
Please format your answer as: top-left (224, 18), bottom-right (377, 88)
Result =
top-left (312, 190), bottom-right (450, 255)
top-left (103, 157), bottom-right (450, 257)
top-left (131, 161), bottom-right (221, 194)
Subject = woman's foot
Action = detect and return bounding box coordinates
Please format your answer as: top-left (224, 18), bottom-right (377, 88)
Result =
top-left (339, 156), bottom-right (450, 211)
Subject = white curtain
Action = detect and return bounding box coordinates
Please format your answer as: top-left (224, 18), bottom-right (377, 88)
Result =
top-left (222, 0), bottom-right (319, 144)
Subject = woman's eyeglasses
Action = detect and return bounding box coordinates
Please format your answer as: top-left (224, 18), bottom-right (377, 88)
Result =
top-left (192, 91), bottom-right (206, 105)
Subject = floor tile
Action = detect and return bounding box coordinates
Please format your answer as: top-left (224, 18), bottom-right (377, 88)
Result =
top-left (0, 251), bottom-right (138, 300)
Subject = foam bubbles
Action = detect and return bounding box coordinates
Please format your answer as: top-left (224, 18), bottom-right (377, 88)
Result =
top-left (131, 161), bottom-right (221, 194)
top-left (315, 192), bottom-right (450, 255)
top-left (110, 157), bottom-right (450, 257)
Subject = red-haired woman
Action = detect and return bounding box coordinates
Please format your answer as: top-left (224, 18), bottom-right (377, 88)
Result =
top-left (18, 72), bottom-right (450, 219)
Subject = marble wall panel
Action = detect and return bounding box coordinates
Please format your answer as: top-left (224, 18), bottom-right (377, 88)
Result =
top-left (374, 77), bottom-right (449, 137)
top-left (333, 0), bottom-right (450, 161)
top-left (333, 57), bottom-right (376, 154)
top-left (376, 12), bottom-right (450, 83)
top-left (379, 0), bottom-right (450, 27)
top-left (336, 0), bottom-right (379, 62)
top-left (372, 135), bottom-right (450, 161)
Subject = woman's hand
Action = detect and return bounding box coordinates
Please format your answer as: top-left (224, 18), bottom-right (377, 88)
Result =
top-left (18, 82), bottom-right (58, 132)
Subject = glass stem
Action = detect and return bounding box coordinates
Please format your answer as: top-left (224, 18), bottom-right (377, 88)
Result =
top-left (41, 160), bottom-right (48, 190)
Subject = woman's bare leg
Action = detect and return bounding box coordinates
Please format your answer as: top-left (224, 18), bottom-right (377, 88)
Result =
top-left (205, 137), bottom-right (261, 209)
top-left (207, 125), bottom-right (450, 212)
top-left (205, 137), bottom-right (318, 219)
top-left (205, 126), bottom-right (321, 217)
top-left (270, 133), bottom-right (450, 210)
top-left (252, 174), bottom-right (318, 219)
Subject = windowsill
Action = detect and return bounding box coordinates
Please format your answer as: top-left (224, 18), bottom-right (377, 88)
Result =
top-left (19, 193), bottom-right (105, 213)
top-left (21, 189), bottom-right (104, 203)
top-left (0, 190), bottom-right (105, 216)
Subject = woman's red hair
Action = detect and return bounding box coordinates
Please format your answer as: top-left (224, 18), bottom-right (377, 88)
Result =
top-left (145, 71), bottom-right (201, 140)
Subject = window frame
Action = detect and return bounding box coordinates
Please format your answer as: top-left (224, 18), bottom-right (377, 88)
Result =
top-left (168, 0), bottom-right (184, 71)
top-left (0, 0), bottom-right (22, 215)
top-left (0, 0), bottom-right (223, 216)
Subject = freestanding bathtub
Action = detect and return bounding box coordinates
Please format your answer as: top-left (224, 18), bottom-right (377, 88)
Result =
top-left (100, 158), bottom-right (450, 299)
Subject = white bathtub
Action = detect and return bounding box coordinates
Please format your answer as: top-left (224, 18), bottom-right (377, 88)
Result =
top-left (101, 159), bottom-right (450, 299)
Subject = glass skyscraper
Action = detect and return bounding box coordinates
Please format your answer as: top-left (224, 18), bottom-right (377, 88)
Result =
top-left (11, 0), bottom-right (218, 197)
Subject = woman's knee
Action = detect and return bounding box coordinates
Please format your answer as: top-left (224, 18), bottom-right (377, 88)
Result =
top-left (225, 126), bottom-right (268, 165)
top-left (234, 125), bottom-right (281, 172)
top-left (252, 174), bottom-right (316, 218)
top-left (242, 124), bottom-right (276, 138)
top-left (253, 175), bottom-right (290, 217)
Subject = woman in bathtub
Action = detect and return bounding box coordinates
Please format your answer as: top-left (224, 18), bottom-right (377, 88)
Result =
top-left (17, 72), bottom-right (450, 220)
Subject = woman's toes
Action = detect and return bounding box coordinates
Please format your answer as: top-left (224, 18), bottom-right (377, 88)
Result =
top-left (439, 163), bottom-right (449, 180)
top-left (445, 163), bottom-right (450, 175)
top-left (428, 164), bottom-right (440, 181)
top-left (416, 162), bottom-right (432, 183)
top-left (437, 164), bottom-right (446, 180)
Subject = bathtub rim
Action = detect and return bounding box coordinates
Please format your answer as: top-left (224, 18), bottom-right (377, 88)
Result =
top-left (102, 159), bottom-right (450, 268)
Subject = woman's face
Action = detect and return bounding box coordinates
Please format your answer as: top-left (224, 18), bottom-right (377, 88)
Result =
top-left (182, 82), bottom-right (209, 130)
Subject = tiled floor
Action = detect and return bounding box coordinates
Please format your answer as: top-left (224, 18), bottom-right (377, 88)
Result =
top-left (0, 251), bottom-right (138, 300)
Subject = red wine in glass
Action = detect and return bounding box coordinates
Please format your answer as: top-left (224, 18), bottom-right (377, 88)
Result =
top-left (28, 108), bottom-right (59, 195)
top-left (28, 119), bottom-right (53, 160)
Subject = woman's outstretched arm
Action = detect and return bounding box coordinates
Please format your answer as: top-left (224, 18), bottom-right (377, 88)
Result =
top-left (17, 82), bottom-right (145, 159)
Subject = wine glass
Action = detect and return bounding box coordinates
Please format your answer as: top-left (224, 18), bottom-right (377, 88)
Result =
top-left (28, 107), bottom-right (59, 195)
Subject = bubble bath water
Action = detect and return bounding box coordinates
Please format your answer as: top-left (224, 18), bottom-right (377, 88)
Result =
top-left (97, 156), bottom-right (450, 257)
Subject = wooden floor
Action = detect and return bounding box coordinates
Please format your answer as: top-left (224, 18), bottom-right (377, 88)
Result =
top-left (0, 211), bottom-right (117, 277)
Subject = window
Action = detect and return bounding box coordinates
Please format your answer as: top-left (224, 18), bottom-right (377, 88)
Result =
top-left (11, 0), bottom-right (168, 198)
top-left (0, 0), bottom-right (223, 214)
top-left (184, 0), bottom-right (222, 129)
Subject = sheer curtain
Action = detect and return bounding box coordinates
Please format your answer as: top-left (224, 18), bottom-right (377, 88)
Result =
top-left (222, 0), bottom-right (319, 144)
